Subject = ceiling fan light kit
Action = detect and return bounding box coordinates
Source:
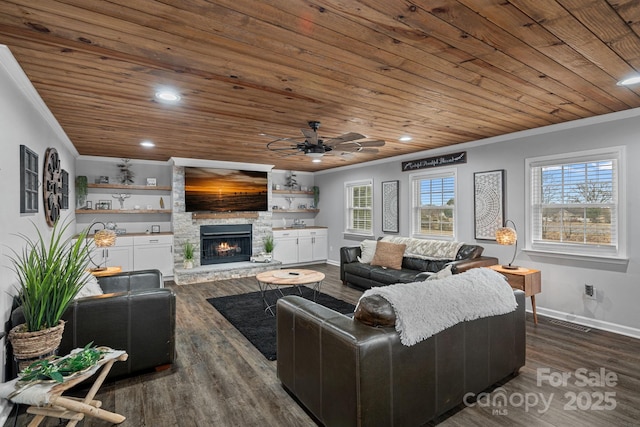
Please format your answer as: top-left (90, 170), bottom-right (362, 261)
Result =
top-left (266, 121), bottom-right (385, 161)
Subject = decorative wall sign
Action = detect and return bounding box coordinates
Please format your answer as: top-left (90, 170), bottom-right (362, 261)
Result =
top-left (402, 151), bottom-right (467, 171)
top-left (474, 170), bottom-right (505, 240)
top-left (43, 147), bottom-right (62, 226)
top-left (382, 180), bottom-right (399, 233)
top-left (20, 145), bottom-right (39, 213)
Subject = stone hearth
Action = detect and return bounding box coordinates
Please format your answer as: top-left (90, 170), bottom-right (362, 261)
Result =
top-left (174, 260), bottom-right (282, 285)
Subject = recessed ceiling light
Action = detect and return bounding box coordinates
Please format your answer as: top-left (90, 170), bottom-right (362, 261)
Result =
top-left (399, 135), bottom-right (412, 142)
top-left (617, 75), bottom-right (640, 86)
top-left (155, 90), bottom-right (181, 102)
top-left (140, 141), bottom-right (155, 148)
top-left (312, 158), bottom-right (322, 163)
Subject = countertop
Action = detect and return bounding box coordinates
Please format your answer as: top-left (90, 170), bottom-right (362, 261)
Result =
top-left (272, 226), bottom-right (327, 231)
top-left (79, 231), bottom-right (174, 238)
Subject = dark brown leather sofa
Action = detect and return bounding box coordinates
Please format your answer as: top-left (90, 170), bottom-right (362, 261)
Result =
top-left (277, 290), bottom-right (526, 427)
top-left (8, 269), bottom-right (176, 380)
top-left (340, 243), bottom-right (498, 290)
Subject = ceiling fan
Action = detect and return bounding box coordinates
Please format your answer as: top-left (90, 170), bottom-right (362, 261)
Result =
top-left (265, 121), bottom-right (385, 161)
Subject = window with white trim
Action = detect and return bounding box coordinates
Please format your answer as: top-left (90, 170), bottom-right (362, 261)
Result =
top-left (411, 170), bottom-right (456, 239)
top-left (527, 147), bottom-right (624, 258)
top-left (345, 180), bottom-right (373, 235)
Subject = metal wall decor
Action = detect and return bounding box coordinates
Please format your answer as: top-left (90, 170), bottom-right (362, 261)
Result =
top-left (43, 147), bottom-right (63, 226)
top-left (474, 170), bottom-right (505, 240)
top-left (20, 145), bottom-right (39, 213)
top-left (382, 180), bottom-right (399, 233)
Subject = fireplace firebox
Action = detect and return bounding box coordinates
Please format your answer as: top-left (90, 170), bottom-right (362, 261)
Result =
top-left (200, 224), bottom-right (252, 265)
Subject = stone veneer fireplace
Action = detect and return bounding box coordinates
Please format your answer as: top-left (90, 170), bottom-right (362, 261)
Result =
top-left (171, 164), bottom-right (277, 285)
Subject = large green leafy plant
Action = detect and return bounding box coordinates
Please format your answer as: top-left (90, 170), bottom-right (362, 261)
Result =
top-left (10, 219), bottom-right (92, 332)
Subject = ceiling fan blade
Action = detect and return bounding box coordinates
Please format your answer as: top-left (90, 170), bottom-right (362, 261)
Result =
top-left (334, 139), bottom-right (386, 148)
top-left (331, 151), bottom-right (355, 160)
top-left (325, 132), bottom-right (366, 145)
top-left (301, 128), bottom-right (318, 145)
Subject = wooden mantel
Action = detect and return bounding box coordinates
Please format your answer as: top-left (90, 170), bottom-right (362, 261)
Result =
top-left (192, 212), bottom-right (259, 220)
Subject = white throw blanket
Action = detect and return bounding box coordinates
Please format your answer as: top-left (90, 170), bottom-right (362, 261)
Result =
top-left (361, 268), bottom-right (517, 346)
top-left (381, 236), bottom-right (464, 260)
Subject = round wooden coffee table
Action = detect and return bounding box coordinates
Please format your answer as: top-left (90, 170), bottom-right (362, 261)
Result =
top-left (256, 269), bottom-right (325, 315)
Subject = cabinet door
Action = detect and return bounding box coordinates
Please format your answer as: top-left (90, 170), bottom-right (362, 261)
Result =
top-left (105, 246), bottom-right (133, 272)
top-left (273, 231), bottom-right (298, 265)
top-left (298, 235), bottom-right (314, 263)
top-left (133, 235), bottom-right (174, 277)
top-left (312, 233), bottom-right (328, 261)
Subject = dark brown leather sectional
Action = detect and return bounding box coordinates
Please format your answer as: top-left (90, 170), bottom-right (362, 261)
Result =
top-left (277, 290), bottom-right (526, 426)
top-left (340, 243), bottom-right (499, 290)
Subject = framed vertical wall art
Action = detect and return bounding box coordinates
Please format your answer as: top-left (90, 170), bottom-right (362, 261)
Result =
top-left (20, 144), bottom-right (39, 213)
top-left (382, 180), bottom-right (399, 233)
top-left (61, 169), bottom-right (69, 209)
top-left (473, 170), bottom-right (505, 240)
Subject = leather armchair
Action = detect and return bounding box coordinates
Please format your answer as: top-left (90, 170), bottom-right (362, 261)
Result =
top-left (7, 269), bottom-right (176, 380)
top-left (277, 291), bottom-right (526, 426)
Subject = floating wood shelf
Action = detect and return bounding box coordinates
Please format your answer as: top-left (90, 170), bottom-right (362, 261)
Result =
top-left (273, 209), bottom-right (319, 213)
top-left (272, 190), bottom-right (314, 195)
top-left (76, 209), bottom-right (171, 214)
top-left (87, 183), bottom-right (172, 191)
top-left (192, 212), bottom-right (259, 219)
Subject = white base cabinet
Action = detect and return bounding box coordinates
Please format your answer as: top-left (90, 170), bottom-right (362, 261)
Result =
top-left (133, 235), bottom-right (174, 277)
top-left (78, 234), bottom-right (173, 277)
top-left (273, 228), bottom-right (327, 265)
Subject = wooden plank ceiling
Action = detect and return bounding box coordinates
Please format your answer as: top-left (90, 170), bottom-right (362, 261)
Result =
top-left (1, 0), bottom-right (639, 171)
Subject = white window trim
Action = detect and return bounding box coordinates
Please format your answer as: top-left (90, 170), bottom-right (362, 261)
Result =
top-left (344, 179), bottom-right (374, 237)
top-left (409, 168), bottom-right (458, 241)
top-left (524, 146), bottom-right (627, 263)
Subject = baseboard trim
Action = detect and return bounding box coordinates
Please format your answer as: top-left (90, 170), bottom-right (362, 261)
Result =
top-left (536, 307), bottom-right (640, 340)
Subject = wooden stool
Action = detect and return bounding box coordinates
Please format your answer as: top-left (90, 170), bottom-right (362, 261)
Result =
top-left (24, 352), bottom-right (128, 426)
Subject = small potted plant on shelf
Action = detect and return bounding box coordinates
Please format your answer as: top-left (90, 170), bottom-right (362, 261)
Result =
top-left (263, 235), bottom-right (274, 261)
top-left (8, 218), bottom-right (92, 368)
top-left (183, 240), bottom-right (195, 269)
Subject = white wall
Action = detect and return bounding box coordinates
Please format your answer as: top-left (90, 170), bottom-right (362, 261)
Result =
top-left (315, 108), bottom-right (640, 338)
top-left (0, 46), bottom-right (78, 417)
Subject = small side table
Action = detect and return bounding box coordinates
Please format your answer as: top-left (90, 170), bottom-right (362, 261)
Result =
top-left (0, 349), bottom-right (128, 427)
top-left (489, 265), bottom-right (541, 324)
top-left (89, 266), bottom-right (122, 277)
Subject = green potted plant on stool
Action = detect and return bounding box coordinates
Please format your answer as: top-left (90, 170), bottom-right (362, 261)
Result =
top-left (8, 219), bottom-right (92, 369)
top-left (183, 240), bottom-right (195, 269)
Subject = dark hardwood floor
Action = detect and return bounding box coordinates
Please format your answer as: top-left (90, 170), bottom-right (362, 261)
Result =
top-left (5, 263), bottom-right (640, 426)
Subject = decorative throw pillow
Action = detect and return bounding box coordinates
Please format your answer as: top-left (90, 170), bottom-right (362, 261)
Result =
top-left (354, 294), bottom-right (396, 327)
top-left (358, 239), bottom-right (378, 263)
top-left (426, 264), bottom-right (453, 281)
top-left (74, 272), bottom-right (104, 299)
top-left (370, 241), bottom-right (406, 270)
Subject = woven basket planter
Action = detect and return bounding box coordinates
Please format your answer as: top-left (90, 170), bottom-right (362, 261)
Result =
top-left (9, 320), bottom-right (65, 367)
